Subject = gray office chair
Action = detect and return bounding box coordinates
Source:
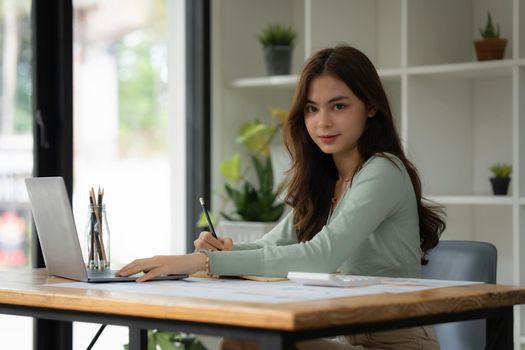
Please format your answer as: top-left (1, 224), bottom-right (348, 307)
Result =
top-left (422, 240), bottom-right (497, 350)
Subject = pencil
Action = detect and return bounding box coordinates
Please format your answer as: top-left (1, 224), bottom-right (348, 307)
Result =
top-left (88, 193), bottom-right (96, 267)
top-left (90, 187), bottom-right (108, 268)
top-left (97, 187), bottom-right (108, 266)
top-left (199, 197), bottom-right (218, 239)
top-left (97, 186), bottom-right (102, 236)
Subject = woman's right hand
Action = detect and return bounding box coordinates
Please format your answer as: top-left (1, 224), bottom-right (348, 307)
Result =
top-left (194, 231), bottom-right (233, 252)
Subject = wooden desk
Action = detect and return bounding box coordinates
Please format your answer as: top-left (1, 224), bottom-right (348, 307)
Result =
top-left (0, 269), bottom-right (524, 350)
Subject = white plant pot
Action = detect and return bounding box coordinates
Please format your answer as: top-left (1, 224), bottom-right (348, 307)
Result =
top-left (217, 220), bottom-right (277, 243)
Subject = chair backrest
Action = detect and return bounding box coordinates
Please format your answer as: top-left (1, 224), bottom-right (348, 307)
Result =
top-left (422, 240), bottom-right (497, 350)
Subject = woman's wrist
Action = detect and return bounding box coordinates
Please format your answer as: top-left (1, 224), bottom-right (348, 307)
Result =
top-left (195, 250), bottom-right (212, 275)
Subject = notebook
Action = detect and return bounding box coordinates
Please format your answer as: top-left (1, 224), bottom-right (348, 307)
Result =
top-left (25, 177), bottom-right (188, 283)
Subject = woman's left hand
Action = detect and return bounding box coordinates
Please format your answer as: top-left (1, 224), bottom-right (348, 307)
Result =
top-left (116, 254), bottom-right (206, 282)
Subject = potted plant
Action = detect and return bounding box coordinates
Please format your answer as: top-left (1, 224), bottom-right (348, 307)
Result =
top-left (489, 163), bottom-right (512, 195)
top-left (474, 12), bottom-right (507, 61)
top-left (198, 108), bottom-right (287, 242)
top-left (258, 23), bottom-right (297, 76)
top-left (124, 330), bottom-right (207, 350)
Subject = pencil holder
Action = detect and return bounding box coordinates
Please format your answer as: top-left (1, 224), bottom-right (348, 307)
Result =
top-left (83, 204), bottom-right (110, 271)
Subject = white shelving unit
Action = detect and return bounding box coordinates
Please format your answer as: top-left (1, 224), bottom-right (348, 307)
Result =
top-left (212, 0), bottom-right (525, 346)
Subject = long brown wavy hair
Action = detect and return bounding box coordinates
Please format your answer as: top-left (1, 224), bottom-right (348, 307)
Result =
top-left (283, 45), bottom-right (445, 264)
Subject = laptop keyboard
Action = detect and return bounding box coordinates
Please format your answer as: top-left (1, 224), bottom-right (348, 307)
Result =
top-left (87, 269), bottom-right (120, 277)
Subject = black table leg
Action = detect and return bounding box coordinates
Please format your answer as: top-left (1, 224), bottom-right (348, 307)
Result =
top-left (34, 319), bottom-right (72, 350)
top-left (486, 306), bottom-right (513, 350)
top-left (129, 328), bottom-right (147, 350)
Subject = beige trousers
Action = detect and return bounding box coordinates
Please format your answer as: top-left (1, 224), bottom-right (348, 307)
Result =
top-left (219, 326), bottom-right (440, 350)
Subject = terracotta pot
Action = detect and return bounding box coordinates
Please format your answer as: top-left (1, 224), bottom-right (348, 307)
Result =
top-left (474, 38), bottom-right (507, 61)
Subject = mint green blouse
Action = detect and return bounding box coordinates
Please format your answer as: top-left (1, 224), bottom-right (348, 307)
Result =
top-left (208, 154), bottom-right (422, 278)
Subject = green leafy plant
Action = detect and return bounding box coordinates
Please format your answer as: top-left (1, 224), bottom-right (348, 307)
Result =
top-left (221, 155), bottom-right (284, 221)
top-left (195, 108), bottom-right (288, 228)
top-left (489, 163), bottom-right (512, 178)
top-left (124, 330), bottom-right (207, 350)
top-left (258, 24), bottom-right (297, 47)
top-left (479, 12), bottom-right (500, 38)
top-left (218, 108), bottom-right (287, 222)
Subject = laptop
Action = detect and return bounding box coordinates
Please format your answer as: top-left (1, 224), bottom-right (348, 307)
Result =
top-left (25, 177), bottom-right (188, 283)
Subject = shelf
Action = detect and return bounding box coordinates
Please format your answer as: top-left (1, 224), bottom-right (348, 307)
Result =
top-left (230, 75), bottom-right (298, 88)
top-left (407, 59), bottom-right (516, 78)
top-left (377, 68), bottom-right (403, 82)
top-left (230, 68), bottom-right (402, 89)
top-left (520, 198), bottom-right (525, 205)
top-left (427, 195), bottom-right (514, 206)
top-left (229, 60), bottom-right (514, 88)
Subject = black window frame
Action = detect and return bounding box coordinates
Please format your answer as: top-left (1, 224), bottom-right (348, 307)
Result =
top-left (32, 0), bottom-right (74, 348)
top-left (185, 0), bottom-right (211, 253)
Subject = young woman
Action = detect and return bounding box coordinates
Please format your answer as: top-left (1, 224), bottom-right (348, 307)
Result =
top-left (118, 45), bottom-right (446, 349)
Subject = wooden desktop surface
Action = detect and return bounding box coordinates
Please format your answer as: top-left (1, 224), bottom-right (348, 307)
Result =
top-left (0, 269), bottom-right (524, 331)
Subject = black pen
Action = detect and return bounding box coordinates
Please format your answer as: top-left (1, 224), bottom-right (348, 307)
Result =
top-left (199, 197), bottom-right (218, 239)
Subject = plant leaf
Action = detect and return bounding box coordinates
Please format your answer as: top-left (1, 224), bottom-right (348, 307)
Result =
top-left (490, 163), bottom-right (512, 177)
top-left (268, 203), bottom-right (285, 221)
top-left (237, 122), bottom-right (274, 156)
top-left (148, 330), bottom-right (156, 350)
top-left (220, 153), bottom-right (241, 182)
top-left (220, 211), bottom-right (238, 221)
top-left (257, 23), bottom-right (297, 46)
top-left (224, 183), bottom-right (244, 210)
top-left (268, 107), bottom-right (288, 126)
top-left (480, 11), bottom-right (500, 38)
top-left (196, 211), bottom-right (217, 229)
top-left (156, 332), bottom-right (176, 350)
top-left (263, 157), bottom-right (274, 192)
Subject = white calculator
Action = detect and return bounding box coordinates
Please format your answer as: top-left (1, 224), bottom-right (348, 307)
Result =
top-left (287, 272), bottom-right (382, 288)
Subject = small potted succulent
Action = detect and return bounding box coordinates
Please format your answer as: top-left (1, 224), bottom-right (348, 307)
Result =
top-left (258, 23), bottom-right (297, 75)
top-left (489, 163), bottom-right (512, 195)
top-left (474, 12), bottom-right (507, 61)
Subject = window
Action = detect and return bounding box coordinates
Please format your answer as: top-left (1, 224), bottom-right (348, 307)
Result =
top-left (0, 0), bottom-right (33, 348)
top-left (72, 0), bottom-right (172, 266)
top-left (0, 0), bottom-right (32, 269)
top-left (72, 0), bottom-right (186, 347)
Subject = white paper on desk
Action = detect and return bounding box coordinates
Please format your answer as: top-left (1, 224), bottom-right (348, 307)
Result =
top-left (47, 277), bottom-right (481, 304)
top-left (371, 277), bottom-right (481, 293)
